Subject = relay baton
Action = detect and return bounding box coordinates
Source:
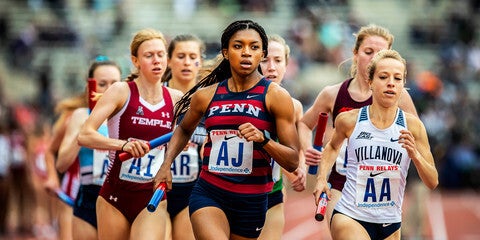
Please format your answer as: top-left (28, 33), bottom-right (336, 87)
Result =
top-left (314, 183), bottom-right (331, 221)
top-left (55, 189), bottom-right (75, 207)
top-left (308, 112), bottom-right (329, 175)
top-left (147, 182), bottom-right (167, 212)
top-left (119, 132), bottom-right (173, 161)
top-left (87, 78), bottom-right (97, 110)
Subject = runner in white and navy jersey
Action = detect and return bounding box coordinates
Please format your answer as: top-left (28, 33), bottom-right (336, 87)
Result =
top-left (299, 25), bottom-right (418, 228)
top-left (314, 49), bottom-right (437, 240)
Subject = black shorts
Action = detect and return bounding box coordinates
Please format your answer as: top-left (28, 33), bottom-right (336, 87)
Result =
top-left (189, 179), bottom-right (268, 238)
top-left (167, 181), bottom-right (196, 219)
top-left (267, 189), bottom-right (283, 209)
top-left (332, 209), bottom-right (401, 239)
top-left (73, 185), bottom-right (101, 228)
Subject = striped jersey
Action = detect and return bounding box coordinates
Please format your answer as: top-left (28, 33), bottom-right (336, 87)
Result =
top-left (201, 78), bottom-right (275, 194)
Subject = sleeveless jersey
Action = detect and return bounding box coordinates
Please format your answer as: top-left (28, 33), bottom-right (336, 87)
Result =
top-left (78, 108), bottom-right (110, 186)
top-left (335, 106), bottom-right (410, 223)
top-left (105, 81), bottom-right (174, 191)
top-left (201, 78), bottom-right (275, 194)
top-left (329, 78), bottom-right (373, 191)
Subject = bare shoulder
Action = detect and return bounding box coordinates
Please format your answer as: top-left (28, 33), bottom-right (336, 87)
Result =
top-left (195, 84), bottom-right (218, 100)
top-left (321, 82), bottom-right (343, 99)
top-left (190, 83), bottom-right (218, 111)
top-left (267, 81), bottom-right (291, 98)
top-left (292, 98), bottom-right (303, 112)
top-left (335, 108), bottom-right (359, 131)
top-left (405, 111), bottom-right (425, 133)
top-left (310, 81), bottom-right (343, 111)
top-left (71, 107), bottom-right (89, 120)
top-left (166, 87), bottom-right (184, 104)
top-left (104, 81), bottom-right (130, 99)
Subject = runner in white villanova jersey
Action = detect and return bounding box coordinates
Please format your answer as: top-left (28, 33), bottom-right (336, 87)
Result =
top-left (314, 49), bottom-right (438, 240)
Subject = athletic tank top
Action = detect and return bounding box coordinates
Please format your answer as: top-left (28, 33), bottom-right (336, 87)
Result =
top-left (332, 78), bottom-right (372, 124)
top-left (78, 108), bottom-right (110, 186)
top-left (106, 81), bottom-right (174, 191)
top-left (335, 106), bottom-right (410, 223)
top-left (201, 78), bottom-right (275, 194)
top-left (329, 78), bottom-right (373, 189)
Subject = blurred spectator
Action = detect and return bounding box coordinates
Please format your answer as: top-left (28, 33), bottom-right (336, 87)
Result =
top-left (174, 0), bottom-right (197, 21)
top-left (36, 65), bottom-right (54, 118)
top-left (7, 21), bottom-right (37, 70)
top-left (0, 10), bottom-right (9, 48)
top-left (440, 128), bottom-right (480, 189)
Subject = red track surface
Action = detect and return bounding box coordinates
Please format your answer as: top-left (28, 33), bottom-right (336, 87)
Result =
top-left (282, 185), bottom-right (480, 240)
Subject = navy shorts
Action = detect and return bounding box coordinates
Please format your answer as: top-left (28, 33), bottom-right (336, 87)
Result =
top-left (167, 182), bottom-right (195, 219)
top-left (73, 185), bottom-right (101, 228)
top-left (332, 209), bottom-right (401, 239)
top-left (189, 179), bottom-right (268, 238)
top-left (267, 190), bottom-right (283, 209)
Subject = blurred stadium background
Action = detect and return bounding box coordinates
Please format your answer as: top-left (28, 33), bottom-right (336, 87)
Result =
top-left (0, 0), bottom-right (478, 239)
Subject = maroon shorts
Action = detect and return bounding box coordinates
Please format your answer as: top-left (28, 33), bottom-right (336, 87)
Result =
top-left (99, 180), bottom-right (162, 223)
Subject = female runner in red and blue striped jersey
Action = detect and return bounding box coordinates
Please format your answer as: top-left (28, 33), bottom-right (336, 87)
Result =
top-left (155, 20), bottom-right (300, 240)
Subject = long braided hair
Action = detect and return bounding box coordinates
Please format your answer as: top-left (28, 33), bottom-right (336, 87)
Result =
top-left (173, 20), bottom-right (269, 121)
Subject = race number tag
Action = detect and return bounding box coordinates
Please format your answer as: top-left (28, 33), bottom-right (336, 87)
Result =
top-left (171, 143), bottom-right (199, 183)
top-left (271, 160), bottom-right (281, 183)
top-left (119, 141), bottom-right (166, 183)
top-left (355, 164), bottom-right (401, 209)
top-left (92, 149), bottom-right (110, 185)
top-left (208, 130), bottom-right (253, 174)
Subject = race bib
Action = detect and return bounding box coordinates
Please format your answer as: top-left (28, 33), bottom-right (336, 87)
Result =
top-left (119, 145), bottom-right (166, 183)
top-left (271, 160), bottom-right (281, 183)
top-left (335, 140), bottom-right (348, 176)
top-left (171, 143), bottom-right (200, 183)
top-left (355, 164), bottom-right (401, 209)
top-left (92, 149), bottom-right (110, 185)
top-left (208, 130), bottom-right (253, 175)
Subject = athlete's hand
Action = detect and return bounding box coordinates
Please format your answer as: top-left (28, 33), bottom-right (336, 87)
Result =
top-left (121, 139), bottom-right (150, 158)
top-left (289, 167), bottom-right (306, 192)
top-left (182, 141), bottom-right (191, 151)
top-left (304, 147), bottom-right (322, 167)
top-left (238, 122), bottom-right (265, 143)
top-left (43, 173), bottom-right (60, 195)
top-left (153, 164), bottom-right (172, 191)
top-left (398, 129), bottom-right (418, 160)
top-left (313, 178), bottom-right (331, 205)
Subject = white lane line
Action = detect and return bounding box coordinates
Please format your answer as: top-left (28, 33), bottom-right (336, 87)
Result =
top-left (428, 192), bottom-right (448, 240)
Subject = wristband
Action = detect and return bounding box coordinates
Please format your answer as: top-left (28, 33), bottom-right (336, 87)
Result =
top-left (121, 140), bottom-right (129, 151)
top-left (259, 131), bottom-right (270, 147)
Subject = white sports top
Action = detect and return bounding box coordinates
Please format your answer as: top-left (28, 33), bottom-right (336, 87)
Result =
top-left (335, 106), bottom-right (410, 223)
